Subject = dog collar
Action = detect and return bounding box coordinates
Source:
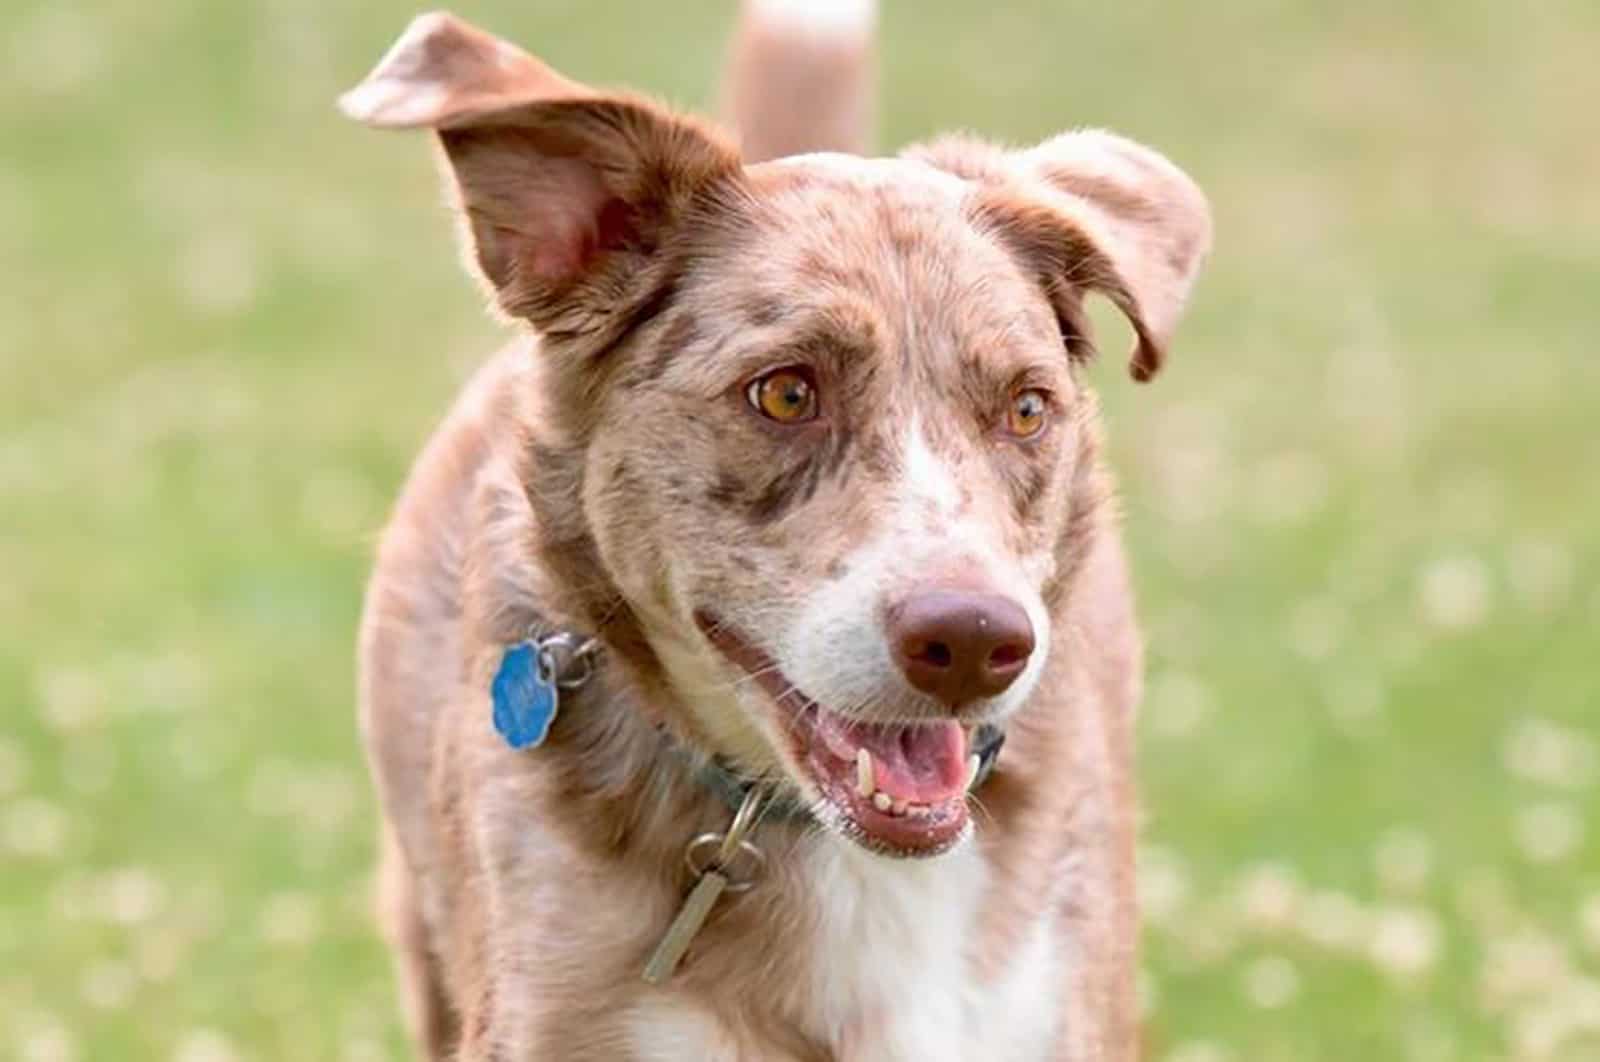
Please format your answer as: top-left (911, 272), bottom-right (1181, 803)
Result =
top-left (491, 630), bottom-right (1006, 823)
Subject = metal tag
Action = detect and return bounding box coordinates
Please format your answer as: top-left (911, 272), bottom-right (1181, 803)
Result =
top-left (641, 869), bottom-right (728, 985)
top-left (640, 787), bottom-right (769, 985)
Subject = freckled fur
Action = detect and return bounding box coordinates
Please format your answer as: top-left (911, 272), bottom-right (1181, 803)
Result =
top-left (348, 5), bottom-right (1209, 1060)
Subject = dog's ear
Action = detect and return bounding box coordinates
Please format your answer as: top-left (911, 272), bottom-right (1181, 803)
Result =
top-left (340, 12), bottom-right (742, 335)
top-left (911, 131), bottom-right (1211, 382)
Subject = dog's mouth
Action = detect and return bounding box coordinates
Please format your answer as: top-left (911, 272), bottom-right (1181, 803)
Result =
top-left (695, 611), bottom-right (974, 857)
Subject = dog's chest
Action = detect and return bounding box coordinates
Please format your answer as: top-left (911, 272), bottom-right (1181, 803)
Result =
top-left (803, 843), bottom-right (1062, 1060)
top-left (629, 842), bottom-right (1064, 1061)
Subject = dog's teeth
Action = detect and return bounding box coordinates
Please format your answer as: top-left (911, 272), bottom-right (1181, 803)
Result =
top-left (964, 753), bottom-right (981, 790)
top-left (906, 802), bottom-right (932, 819)
top-left (872, 791), bottom-right (893, 812)
top-left (891, 798), bottom-right (908, 816)
top-left (855, 748), bottom-right (875, 798)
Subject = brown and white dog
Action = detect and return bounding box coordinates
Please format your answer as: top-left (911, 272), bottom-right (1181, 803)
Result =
top-left (345, 2), bottom-right (1210, 1059)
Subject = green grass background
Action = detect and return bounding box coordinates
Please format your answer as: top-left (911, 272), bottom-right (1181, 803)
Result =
top-left (3, 1), bottom-right (1597, 1058)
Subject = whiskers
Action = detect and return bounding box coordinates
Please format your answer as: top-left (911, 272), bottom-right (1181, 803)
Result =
top-left (965, 787), bottom-right (998, 831)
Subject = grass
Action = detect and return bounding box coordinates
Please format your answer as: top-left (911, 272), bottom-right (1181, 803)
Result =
top-left (2, 0), bottom-right (1597, 1058)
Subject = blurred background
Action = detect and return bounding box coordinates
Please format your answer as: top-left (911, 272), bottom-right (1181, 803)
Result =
top-left (3, 0), bottom-right (1597, 1058)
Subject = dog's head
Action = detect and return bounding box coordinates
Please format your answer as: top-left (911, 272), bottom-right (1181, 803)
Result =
top-left (343, 14), bottom-right (1210, 857)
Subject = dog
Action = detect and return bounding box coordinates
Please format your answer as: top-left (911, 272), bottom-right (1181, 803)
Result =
top-left (344, 2), bottom-right (1210, 1058)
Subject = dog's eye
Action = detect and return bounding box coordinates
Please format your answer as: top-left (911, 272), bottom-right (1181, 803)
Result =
top-left (747, 367), bottom-right (819, 423)
top-left (1006, 389), bottom-right (1050, 439)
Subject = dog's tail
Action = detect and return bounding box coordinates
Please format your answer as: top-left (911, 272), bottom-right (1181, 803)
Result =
top-left (722, 0), bottom-right (877, 163)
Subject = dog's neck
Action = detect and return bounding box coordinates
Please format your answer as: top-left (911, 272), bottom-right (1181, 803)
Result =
top-left (434, 361), bottom-right (738, 891)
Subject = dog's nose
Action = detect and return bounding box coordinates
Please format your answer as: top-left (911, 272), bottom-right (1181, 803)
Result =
top-left (888, 589), bottom-right (1035, 708)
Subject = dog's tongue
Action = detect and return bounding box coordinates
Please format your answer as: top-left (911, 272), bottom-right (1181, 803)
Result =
top-left (815, 712), bottom-right (968, 803)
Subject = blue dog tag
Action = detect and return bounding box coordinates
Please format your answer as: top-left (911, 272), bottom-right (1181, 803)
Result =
top-left (492, 641), bottom-right (559, 749)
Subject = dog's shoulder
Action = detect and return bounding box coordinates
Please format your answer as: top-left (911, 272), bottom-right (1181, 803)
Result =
top-left (358, 340), bottom-right (539, 851)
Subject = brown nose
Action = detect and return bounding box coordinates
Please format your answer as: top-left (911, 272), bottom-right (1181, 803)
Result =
top-left (887, 589), bottom-right (1036, 708)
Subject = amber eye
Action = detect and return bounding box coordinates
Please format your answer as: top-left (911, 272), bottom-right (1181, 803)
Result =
top-left (1006, 388), bottom-right (1050, 439)
top-left (746, 367), bottom-right (819, 423)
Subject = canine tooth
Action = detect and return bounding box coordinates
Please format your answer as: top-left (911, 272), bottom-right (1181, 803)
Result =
top-left (872, 791), bottom-right (893, 812)
top-left (855, 748), bottom-right (874, 798)
top-left (964, 753), bottom-right (981, 790)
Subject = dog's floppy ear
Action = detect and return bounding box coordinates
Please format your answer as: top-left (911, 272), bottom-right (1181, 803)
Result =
top-left (340, 12), bottom-right (741, 335)
top-left (913, 131), bottom-right (1211, 381)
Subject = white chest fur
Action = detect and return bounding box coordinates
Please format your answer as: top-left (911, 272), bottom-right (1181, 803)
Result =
top-left (805, 841), bottom-right (1062, 1060)
top-left (630, 839), bottom-right (1064, 1061)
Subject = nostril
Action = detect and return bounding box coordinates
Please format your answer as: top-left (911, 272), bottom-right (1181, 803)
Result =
top-left (908, 640), bottom-right (953, 669)
top-left (988, 643), bottom-right (1028, 671)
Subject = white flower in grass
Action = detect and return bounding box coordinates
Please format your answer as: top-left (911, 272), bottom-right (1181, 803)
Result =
top-left (1506, 538), bottom-right (1573, 613)
top-left (1504, 717), bottom-right (1596, 791)
top-left (1581, 893), bottom-right (1600, 956)
top-left (1416, 552), bottom-right (1491, 631)
top-left (10, 5), bottom-right (105, 97)
top-left (1242, 955), bottom-right (1300, 1008)
top-left (3, 798), bottom-right (69, 859)
top-left (1508, 1005), bottom-right (1564, 1059)
top-left (175, 229), bottom-right (259, 316)
top-left (1562, 978), bottom-right (1600, 1031)
top-left (133, 650), bottom-right (209, 714)
top-left (1286, 596), bottom-right (1346, 661)
top-left (102, 867), bottom-right (166, 927)
top-left (1514, 802), bottom-right (1584, 864)
top-left (135, 926), bottom-right (185, 984)
top-left (1249, 450), bottom-right (1329, 527)
top-left (339, 1038), bottom-right (387, 1062)
top-left (168, 727), bottom-right (234, 783)
top-left (1168, 908), bottom-right (1240, 970)
top-left (81, 959), bottom-right (136, 1011)
top-left (247, 760), bottom-right (361, 834)
top-left (1374, 827), bottom-right (1433, 895)
top-left (1507, 979), bottom-right (1600, 1062)
top-left (37, 665), bottom-right (104, 733)
top-left (1368, 905), bottom-right (1442, 980)
top-left (1453, 868), bottom-right (1517, 935)
top-left (1479, 927), bottom-right (1572, 1012)
top-left (1402, 1011), bottom-right (1457, 1062)
top-left (0, 168), bottom-right (26, 246)
top-left (1164, 1042), bottom-right (1232, 1062)
top-left (172, 1029), bottom-right (241, 1062)
top-left (1378, 623), bottom-right (1425, 670)
top-left (61, 742), bottom-right (116, 796)
top-left (176, 878), bottom-right (226, 937)
top-left (1322, 672), bottom-right (1388, 739)
top-left (1138, 845), bottom-right (1191, 929)
top-left (1297, 889), bottom-right (1369, 953)
top-left (1136, 967), bottom-right (1158, 1018)
top-left (339, 999), bottom-right (395, 1042)
top-left (18, 1018), bottom-right (77, 1062)
top-left (299, 468), bottom-right (381, 543)
top-left (1234, 861), bottom-right (1302, 931)
top-left (1146, 403), bottom-right (1231, 528)
top-left (1145, 670), bottom-right (1215, 739)
top-left (1436, 476), bottom-right (1504, 537)
top-left (259, 891), bottom-right (321, 948)
top-left (0, 738), bottom-right (27, 797)
top-left (49, 873), bottom-right (94, 923)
